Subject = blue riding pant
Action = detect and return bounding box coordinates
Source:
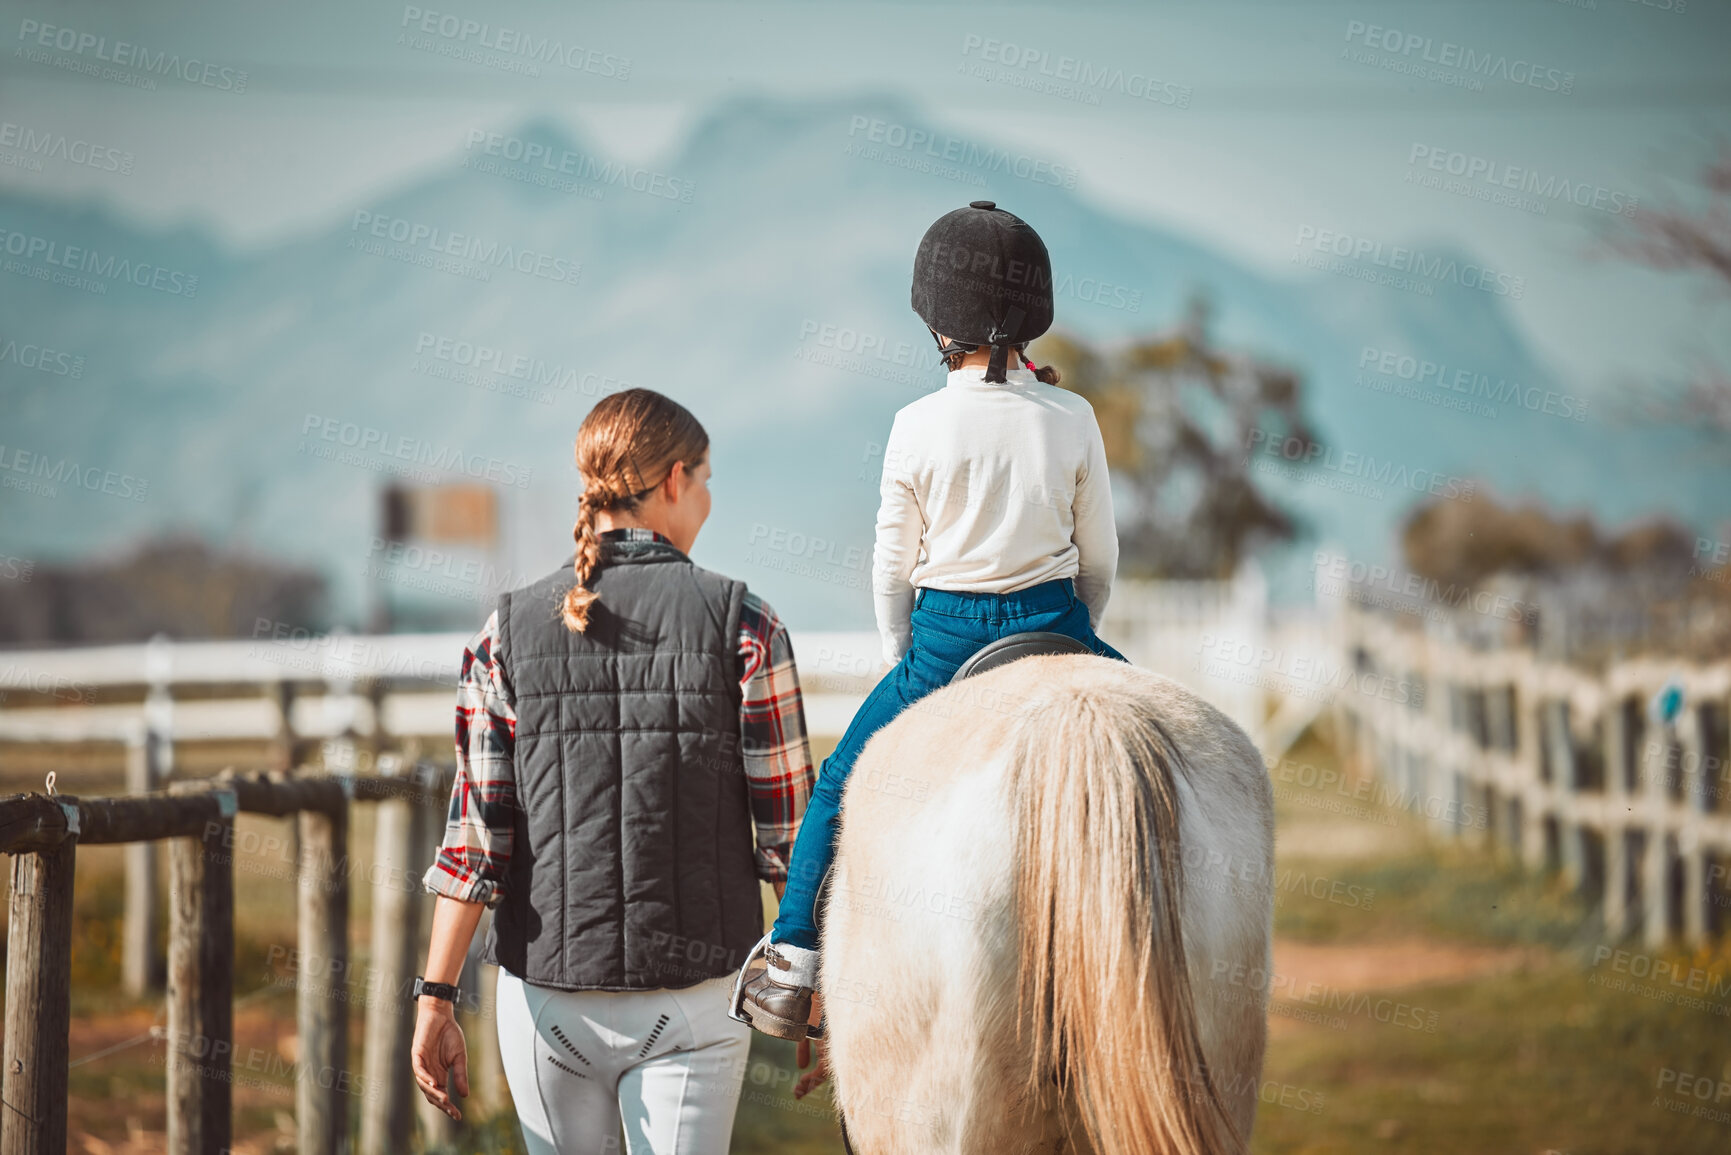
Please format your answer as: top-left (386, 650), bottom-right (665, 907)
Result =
top-left (770, 577), bottom-right (1128, 951)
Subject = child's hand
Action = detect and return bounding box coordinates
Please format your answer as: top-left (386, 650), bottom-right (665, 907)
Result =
top-left (794, 992), bottom-right (830, 1098)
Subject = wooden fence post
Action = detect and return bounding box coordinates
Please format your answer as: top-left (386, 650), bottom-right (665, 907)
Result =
top-left (1546, 701), bottom-right (1586, 890)
top-left (1603, 699), bottom-right (1631, 938)
top-left (469, 961), bottom-right (505, 1115)
top-left (1640, 717), bottom-right (1672, 949)
top-left (166, 791), bottom-right (236, 1155)
top-left (268, 679), bottom-right (298, 771)
top-left (299, 801), bottom-right (351, 1155)
top-left (1, 815), bottom-right (77, 1155)
top-left (360, 757), bottom-right (423, 1155)
top-left (1680, 704), bottom-right (1710, 944)
top-left (123, 677), bottom-right (171, 998)
top-left (1519, 689), bottom-right (1549, 873)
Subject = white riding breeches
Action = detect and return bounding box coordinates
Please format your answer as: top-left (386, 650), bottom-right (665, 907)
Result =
top-left (495, 968), bottom-right (751, 1155)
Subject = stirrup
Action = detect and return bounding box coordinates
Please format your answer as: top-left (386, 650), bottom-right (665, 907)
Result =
top-left (727, 932), bottom-right (826, 1041)
top-left (727, 933), bottom-right (773, 1028)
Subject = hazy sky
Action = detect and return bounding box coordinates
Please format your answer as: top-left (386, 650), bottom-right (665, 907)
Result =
top-left (4, 0), bottom-right (1729, 397)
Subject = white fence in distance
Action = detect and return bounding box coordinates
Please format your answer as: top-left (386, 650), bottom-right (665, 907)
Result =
top-left (1333, 602), bottom-right (1731, 948)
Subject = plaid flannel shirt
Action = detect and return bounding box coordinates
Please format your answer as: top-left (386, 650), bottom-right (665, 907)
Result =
top-left (421, 528), bottom-right (817, 907)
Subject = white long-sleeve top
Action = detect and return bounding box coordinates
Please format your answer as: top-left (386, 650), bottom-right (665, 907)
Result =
top-left (871, 364), bottom-right (1120, 665)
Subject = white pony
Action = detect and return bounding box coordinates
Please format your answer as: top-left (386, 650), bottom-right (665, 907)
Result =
top-left (819, 654), bottom-right (1274, 1155)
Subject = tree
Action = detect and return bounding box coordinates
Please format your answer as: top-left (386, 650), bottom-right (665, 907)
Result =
top-left (1035, 292), bottom-right (1316, 579)
top-left (1609, 141), bottom-right (1731, 434)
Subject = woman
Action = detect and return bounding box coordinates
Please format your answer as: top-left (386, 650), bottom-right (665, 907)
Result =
top-left (411, 389), bottom-right (821, 1154)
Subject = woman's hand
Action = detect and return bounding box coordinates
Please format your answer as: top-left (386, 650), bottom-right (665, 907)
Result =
top-left (793, 992), bottom-right (830, 1099)
top-left (411, 1000), bottom-right (471, 1120)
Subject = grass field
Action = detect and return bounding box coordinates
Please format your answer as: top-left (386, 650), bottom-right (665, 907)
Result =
top-left (17, 725), bottom-right (1731, 1152)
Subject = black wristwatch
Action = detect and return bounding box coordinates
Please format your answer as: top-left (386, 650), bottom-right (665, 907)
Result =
top-left (413, 976), bottom-right (463, 1005)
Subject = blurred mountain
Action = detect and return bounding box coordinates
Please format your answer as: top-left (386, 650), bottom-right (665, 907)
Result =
top-left (2, 92), bottom-right (1725, 633)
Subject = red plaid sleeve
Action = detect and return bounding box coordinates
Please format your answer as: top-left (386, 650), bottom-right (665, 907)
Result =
top-left (738, 591), bottom-right (816, 882)
top-left (421, 611), bottom-right (516, 907)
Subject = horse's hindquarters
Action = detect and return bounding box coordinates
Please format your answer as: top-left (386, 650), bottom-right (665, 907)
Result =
top-left (821, 696), bottom-right (1064, 1152)
top-left (822, 656), bottom-right (1274, 1155)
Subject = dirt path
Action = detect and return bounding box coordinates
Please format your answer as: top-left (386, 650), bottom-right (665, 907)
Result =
top-left (1272, 936), bottom-right (1547, 993)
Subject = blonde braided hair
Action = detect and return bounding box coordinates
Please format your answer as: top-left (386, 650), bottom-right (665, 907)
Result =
top-left (562, 389), bottom-right (709, 633)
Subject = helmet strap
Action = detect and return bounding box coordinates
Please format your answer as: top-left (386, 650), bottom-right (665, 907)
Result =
top-left (929, 328), bottom-right (976, 367)
top-left (928, 325), bottom-right (1034, 378)
top-left (982, 306), bottom-right (1027, 384)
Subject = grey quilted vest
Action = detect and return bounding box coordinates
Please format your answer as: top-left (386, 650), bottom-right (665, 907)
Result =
top-left (480, 537), bottom-right (764, 990)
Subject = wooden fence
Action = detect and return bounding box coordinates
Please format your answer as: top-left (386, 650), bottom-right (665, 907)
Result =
top-left (1332, 602), bottom-right (1731, 948)
top-left (0, 760), bottom-right (462, 1155)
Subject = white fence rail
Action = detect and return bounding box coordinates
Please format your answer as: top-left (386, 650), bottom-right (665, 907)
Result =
top-left (1102, 567), bottom-right (1275, 749)
top-left (1333, 603), bottom-right (1731, 948)
top-left (0, 573), bottom-right (1274, 752)
top-left (0, 630), bottom-right (884, 750)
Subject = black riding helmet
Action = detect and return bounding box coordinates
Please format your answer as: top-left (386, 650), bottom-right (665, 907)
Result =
top-left (911, 200), bottom-right (1053, 383)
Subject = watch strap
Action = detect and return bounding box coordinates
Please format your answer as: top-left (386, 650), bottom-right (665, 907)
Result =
top-left (413, 975), bottom-right (462, 1004)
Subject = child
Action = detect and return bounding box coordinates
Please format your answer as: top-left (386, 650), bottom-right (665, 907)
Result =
top-left (734, 200), bottom-right (1127, 1041)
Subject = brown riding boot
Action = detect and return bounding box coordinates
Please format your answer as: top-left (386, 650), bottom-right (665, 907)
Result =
top-left (736, 943), bottom-right (819, 1041)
